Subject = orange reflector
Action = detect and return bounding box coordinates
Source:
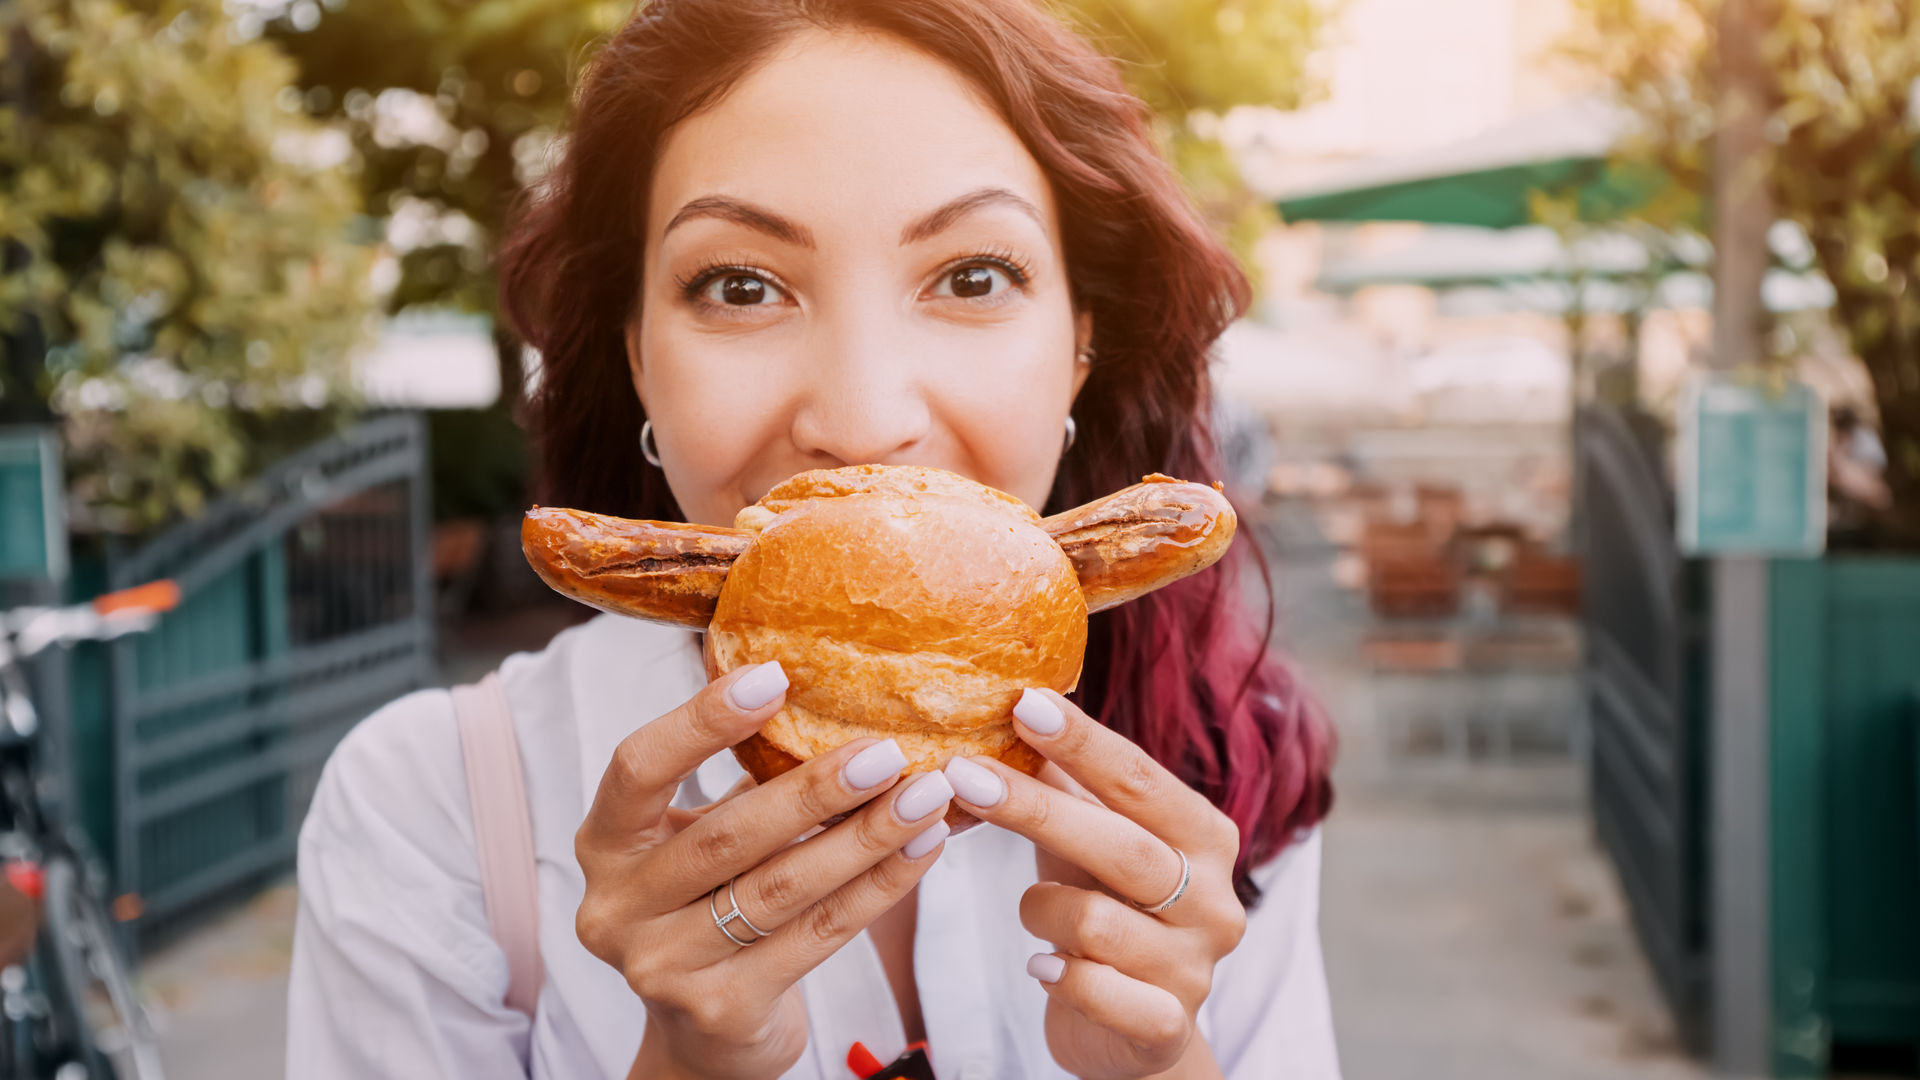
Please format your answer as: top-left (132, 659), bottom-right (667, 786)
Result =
top-left (94, 580), bottom-right (181, 617)
top-left (113, 893), bottom-right (144, 922)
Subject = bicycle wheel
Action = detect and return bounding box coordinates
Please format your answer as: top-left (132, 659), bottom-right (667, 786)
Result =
top-left (41, 857), bottom-right (166, 1080)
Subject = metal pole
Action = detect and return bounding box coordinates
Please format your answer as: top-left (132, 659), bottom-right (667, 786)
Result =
top-left (1709, 0), bottom-right (1775, 1072)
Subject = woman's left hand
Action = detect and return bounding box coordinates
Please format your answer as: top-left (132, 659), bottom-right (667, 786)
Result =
top-left (943, 689), bottom-right (1245, 1080)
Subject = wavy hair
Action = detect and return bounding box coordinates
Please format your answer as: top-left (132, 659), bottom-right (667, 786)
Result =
top-left (497, 0), bottom-right (1333, 904)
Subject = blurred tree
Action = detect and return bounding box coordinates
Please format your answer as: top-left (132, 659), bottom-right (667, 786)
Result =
top-left (266, 0), bottom-right (1323, 408)
top-left (1047, 0), bottom-right (1324, 258)
top-left (0, 0), bottom-right (376, 535)
top-left (1569, 0), bottom-right (1920, 547)
top-left (263, 0), bottom-right (625, 416)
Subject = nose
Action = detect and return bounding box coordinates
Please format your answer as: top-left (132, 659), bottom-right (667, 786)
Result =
top-left (788, 312), bottom-right (932, 467)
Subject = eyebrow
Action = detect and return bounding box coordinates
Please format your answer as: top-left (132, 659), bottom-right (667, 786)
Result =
top-left (662, 196), bottom-right (816, 248)
top-left (900, 187), bottom-right (1047, 245)
top-left (659, 186), bottom-right (1047, 249)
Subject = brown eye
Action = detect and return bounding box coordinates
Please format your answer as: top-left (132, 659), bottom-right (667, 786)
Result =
top-left (718, 275), bottom-right (766, 305)
top-left (950, 266), bottom-right (993, 298)
top-left (694, 270), bottom-right (784, 307)
top-left (934, 263), bottom-right (1014, 300)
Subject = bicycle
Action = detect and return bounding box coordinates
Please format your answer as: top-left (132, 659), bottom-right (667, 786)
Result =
top-left (0, 581), bottom-right (180, 1080)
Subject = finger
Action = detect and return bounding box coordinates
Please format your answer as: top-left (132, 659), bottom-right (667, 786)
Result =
top-left (581, 662), bottom-right (790, 843)
top-left (1019, 884), bottom-right (1210, 1007)
top-left (660, 774), bottom-right (757, 832)
top-left (945, 754), bottom-right (1185, 911)
top-left (733, 814), bottom-right (950, 987)
top-left (682, 771), bottom-right (955, 964)
top-left (1026, 952), bottom-right (1191, 1074)
top-left (1011, 689), bottom-right (1233, 857)
top-left (1019, 883), bottom-right (1156, 965)
top-left (644, 737), bottom-right (913, 910)
top-left (1038, 760), bottom-right (1100, 804)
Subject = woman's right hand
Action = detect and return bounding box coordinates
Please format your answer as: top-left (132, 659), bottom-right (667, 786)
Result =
top-left (575, 661), bottom-right (955, 1080)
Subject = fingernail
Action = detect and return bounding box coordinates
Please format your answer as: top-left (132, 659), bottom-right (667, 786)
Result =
top-left (892, 771), bottom-right (954, 823)
top-left (943, 756), bottom-right (1005, 808)
top-left (1027, 953), bottom-right (1065, 984)
top-left (843, 739), bottom-right (908, 791)
top-left (1013, 688), bottom-right (1064, 735)
top-left (902, 819), bottom-right (949, 859)
top-left (727, 661), bottom-right (788, 711)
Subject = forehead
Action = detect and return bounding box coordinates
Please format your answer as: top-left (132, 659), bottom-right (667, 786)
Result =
top-left (646, 28), bottom-right (1058, 243)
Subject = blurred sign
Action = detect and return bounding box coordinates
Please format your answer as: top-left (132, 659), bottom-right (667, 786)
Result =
top-left (0, 427), bottom-right (67, 584)
top-left (1677, 373), bottom-right (1826, 556)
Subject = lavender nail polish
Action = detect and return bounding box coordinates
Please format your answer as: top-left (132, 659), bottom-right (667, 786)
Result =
top-left (943, 756), bottom-right (1005, 808)
top-left (843, 739), bottom-right (908, 790)
top-left (1013, 688), bottom-right (1064, 735)
top-left (893, 771), bottom-right (954, 823)
top-left (727, 661), bottom-right (788, 710)
top-left (902, 820), bottom-right (949, 859)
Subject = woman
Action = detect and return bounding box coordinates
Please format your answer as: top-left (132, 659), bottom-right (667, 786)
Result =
top-left (286, 1), bottom-right (1336, 1077)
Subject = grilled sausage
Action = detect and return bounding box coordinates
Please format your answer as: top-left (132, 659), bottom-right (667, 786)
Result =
top-left (1040, 474), bottom-right (1237, 613)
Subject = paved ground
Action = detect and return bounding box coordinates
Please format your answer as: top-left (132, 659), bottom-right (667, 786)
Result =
top-left (138, 526), bottom-right (1712, 1079)
top-left (1320, 764), bottom-right (1702, 1080)
top-left (1264, 516), bottom-right (1706, 1080)
top-left (141, 882), bottom-right (296, 1080)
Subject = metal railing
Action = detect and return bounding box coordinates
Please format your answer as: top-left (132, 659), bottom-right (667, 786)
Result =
top-left (103, 413), bottom-right (436, 935)
top-left (1575, 403), bottom-right (1709, 1051)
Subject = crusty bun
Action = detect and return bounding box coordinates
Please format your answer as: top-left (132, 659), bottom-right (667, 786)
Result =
top-left (704, 466), bottom-right (1086, 818)
top-left (521, 465), bottom-right (1239, 829)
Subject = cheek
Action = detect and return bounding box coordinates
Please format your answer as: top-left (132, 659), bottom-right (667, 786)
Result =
top-left (926, 324), bottom-right (1080, 505)
top-left (636, 316), bottom-right (797, 525)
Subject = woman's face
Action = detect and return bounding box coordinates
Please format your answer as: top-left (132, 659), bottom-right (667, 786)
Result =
top-left (631, 29), bottom-right (1091, 527)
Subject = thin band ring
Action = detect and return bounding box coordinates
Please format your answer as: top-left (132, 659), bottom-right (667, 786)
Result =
top-left (709, 878), bottom-right (764, 947)
top-left (1134, 848), bottom-right (1191, 915)
top-left (726, 876), bottom-right (772, 938)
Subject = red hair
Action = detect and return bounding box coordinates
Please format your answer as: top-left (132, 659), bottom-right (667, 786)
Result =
top-left (497, 0), bottom-right (1332, 903)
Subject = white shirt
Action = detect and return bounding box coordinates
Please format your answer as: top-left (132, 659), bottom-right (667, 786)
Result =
top-left (286, 613), bottom-right (1340, 1079)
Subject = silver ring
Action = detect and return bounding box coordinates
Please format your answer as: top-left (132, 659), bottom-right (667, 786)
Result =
top-left (726, 877), bottom-right (771, 938)
top-left (709, 878), bottom-right (764, 946)
top-left (1134, 848), bottom-right (1190, 915)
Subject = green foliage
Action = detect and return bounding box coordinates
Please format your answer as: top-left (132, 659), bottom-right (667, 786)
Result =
top-left (1571, 0), bottom-right (1920, 547)
top-left (1050, 0), bottom-right (1320, 116)
top-left (266, 0), bottom-right (628, 317)
top-left (0, 0), bottom-right (376, 535)
top-left (1052, 0), bottom-right (1322, 260)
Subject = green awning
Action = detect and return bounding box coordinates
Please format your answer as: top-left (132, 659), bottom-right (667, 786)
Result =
top-left (1270, 98), bottom-right (1662, 228)
top-left (1278, 156), bottom-right (1660, 229)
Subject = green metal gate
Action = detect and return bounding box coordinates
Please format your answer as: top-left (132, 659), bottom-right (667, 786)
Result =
top-left (1576, 404), bottom-right (1712, 1051)
top-left (1769, 558), bottom-right (1920, 1075)
top-left (98, 413), bottom-right (436, 937)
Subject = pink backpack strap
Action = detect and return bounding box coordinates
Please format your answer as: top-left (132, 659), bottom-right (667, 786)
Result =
top-left (451, 671), bottom-right (545, 1020)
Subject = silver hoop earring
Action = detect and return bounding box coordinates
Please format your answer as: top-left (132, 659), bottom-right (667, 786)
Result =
top-left (1062, 416), bottom-right (1077, 455)
top-left (640, 420), bottom-right (663, 468)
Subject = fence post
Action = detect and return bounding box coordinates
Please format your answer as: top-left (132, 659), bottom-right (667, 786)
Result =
top-left (404, 412), bottom-right (438, 685)
top-left (1708, 0), bottom-right (1778, 1071)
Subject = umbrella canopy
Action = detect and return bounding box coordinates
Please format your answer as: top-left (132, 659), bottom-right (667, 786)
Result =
top-left (1274, 98), bottom-right (1658, 227)
top-left (1308, 224), bottom-right (1832, 314)
top-left (1314, 225), bottom-right (1700, 291)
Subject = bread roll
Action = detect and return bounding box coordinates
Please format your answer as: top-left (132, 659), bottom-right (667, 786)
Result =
top-left (521, 465), bottom-right (1238, 827)
top-left (705, 467), bottom-right (1084, 814)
